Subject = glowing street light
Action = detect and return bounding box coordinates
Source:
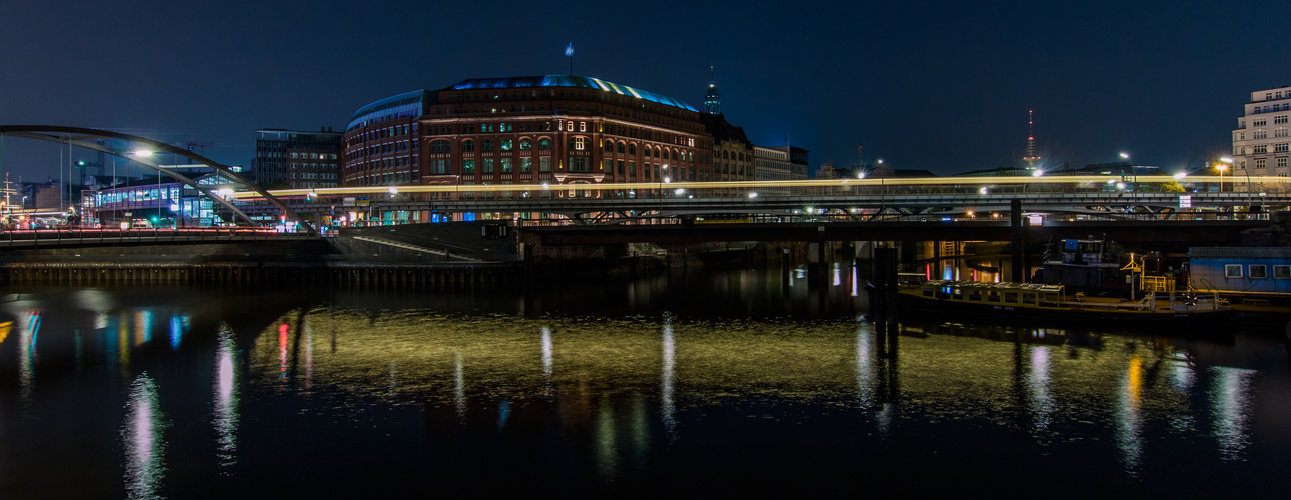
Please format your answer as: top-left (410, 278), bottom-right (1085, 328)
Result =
top-left (1216, 159), bottom-right (1230, 193)
top-left (748, 192), bottom-right (758, 198)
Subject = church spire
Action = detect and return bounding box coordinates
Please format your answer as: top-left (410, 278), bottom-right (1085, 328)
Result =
top-left (704, 65), bottom-right (721, 115)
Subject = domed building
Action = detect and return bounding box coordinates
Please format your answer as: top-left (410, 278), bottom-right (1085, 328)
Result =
top-left (342, 75), bottom-right (715, 222)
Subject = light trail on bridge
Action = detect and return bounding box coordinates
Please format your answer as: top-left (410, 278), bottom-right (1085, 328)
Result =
top-left (235, 175), bottom-right (1291, 199)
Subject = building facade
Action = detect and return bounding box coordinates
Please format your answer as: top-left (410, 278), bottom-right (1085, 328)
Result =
top-left (342, 76), bottom-right (714, 214)
top-left (698, 74), bottom-right (755, 195)
top-left (1231, 86), bottom-right (1291, 179)
top-left (254, 128), bottom-right (344, 188)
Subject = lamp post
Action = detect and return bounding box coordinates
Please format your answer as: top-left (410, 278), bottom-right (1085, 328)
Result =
top-left (1219, 156), bottom-right (1250, 212)
top-left (1215, 160), bottom-right (1228, 194)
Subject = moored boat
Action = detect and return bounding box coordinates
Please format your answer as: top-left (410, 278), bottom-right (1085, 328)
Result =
top-left (897, 279), bottom-right (1234, 322)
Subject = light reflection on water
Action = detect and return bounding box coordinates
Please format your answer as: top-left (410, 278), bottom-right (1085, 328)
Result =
top-left (123, 373), bottom-right (164, 500)
top-left (0, 279), bottom-right (1289, 496)
top-left (213, 323), bottom-right (238, 471)
top-left (1210, 366), bottom-right (1257, 461)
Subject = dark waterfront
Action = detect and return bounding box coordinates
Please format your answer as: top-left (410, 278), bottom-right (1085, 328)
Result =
top-left (1, 264), bottom-right (1290, 498)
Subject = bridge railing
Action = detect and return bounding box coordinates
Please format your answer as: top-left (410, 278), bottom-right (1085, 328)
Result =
top-left (0, 227), bottom-right (315, 248)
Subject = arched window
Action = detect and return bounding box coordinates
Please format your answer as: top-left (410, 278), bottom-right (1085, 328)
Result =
top-left (430, 140), bottom-right (450, 153)
top-left (723, 151), bottom-right (729, 160)
top-left (603, 140), bottom-right (612, 153)
top-left (628, 143), bottom-right (637, 155)
top-left (461, 139), bottom-right (475, 152)
top-left (617, 142), bottom-right (625, 154)
top-left (738, 153), bottom-right (743, 161)
top-left (653, 147), bottom-right (661, 158)
top-left (481, 139), bottom-right (494, 152)
top-left (538, 138), bottom-right (552, 150)
top-left (500, 139), bottom-right (513, 151)
top-left (519, 138), bottom-right (532, 150)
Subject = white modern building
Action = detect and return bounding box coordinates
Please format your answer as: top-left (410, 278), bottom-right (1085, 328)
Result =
top-left (1231, 86), bottom-right (1291, 179)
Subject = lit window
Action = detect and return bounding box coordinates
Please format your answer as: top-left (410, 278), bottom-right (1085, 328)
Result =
top-left (500, 139), bottom-right (512, 151)
top-left (519, 138), bottom-right (532, 150)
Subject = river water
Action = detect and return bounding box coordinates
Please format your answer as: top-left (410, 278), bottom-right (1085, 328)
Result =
top-left (1, 264), bottom-right (1289, 498)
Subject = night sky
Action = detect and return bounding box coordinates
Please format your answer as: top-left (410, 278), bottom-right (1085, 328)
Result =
top-left (2, 0), bottom-right (1287, 181)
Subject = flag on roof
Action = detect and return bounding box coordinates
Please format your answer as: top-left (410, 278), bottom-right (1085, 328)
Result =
top-left (565, 43), bottom-right (574, 56)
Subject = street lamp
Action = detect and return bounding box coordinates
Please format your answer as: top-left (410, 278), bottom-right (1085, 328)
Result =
top-left (1215, 159), bottom-right (1229, 193)
top-left (1219, 156), bottom-right (1251, 211)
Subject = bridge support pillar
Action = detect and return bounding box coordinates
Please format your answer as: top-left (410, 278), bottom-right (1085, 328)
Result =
top-left (1010, 199), bottom-right (1024, 282)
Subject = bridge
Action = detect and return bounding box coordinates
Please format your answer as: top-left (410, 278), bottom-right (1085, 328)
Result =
top-left (222, 175), bottom-right (1290, 229)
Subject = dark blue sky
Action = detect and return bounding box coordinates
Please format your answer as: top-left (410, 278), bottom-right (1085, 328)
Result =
top-left (1, 0), bottom-right (1287, 180)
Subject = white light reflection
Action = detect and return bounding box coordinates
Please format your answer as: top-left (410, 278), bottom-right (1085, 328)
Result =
top-left (213, 324), bottom-right (238, 470)
top-left (1115, 354), bottom-right (1145, 474)
top-left (18, 310), bottom-right (41, 401)
top-left (454, 351), bottom-right (467, 421)
top-left (1210, 366), bottom-right (1257, 461)
top-left (123, 373), bottom-right (165, 500)
top-left (1168, 352), bottom-right (1196, 432)
top-left (854, 323), bottom-right (875, 409)
top-left (388, 361), bottom-right (397, 397)
top-left (850, 264), bottom-right (859, 297)
top-left (832, 262), bottom-right (842, 287)
top-left (660, 312), bottom-right (677, 440)
top-left (1025, 346), bottom-right (1054, 433)
top-left (540, 326), bottom-right (554, 396)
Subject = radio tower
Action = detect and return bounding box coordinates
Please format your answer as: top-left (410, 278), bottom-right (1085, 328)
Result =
top-left (1023, 110), bottom-right (1041, 170)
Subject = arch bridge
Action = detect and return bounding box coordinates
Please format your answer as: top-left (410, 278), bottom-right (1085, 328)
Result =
top-left (0, 125), bottom-right (314, 235)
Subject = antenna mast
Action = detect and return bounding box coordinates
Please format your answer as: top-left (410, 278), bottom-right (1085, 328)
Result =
top-left (1023, 110), bottom-right (1041, 170)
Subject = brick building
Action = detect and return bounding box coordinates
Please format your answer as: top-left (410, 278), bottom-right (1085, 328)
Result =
top-left (342, 76), bottom-right (715, 213)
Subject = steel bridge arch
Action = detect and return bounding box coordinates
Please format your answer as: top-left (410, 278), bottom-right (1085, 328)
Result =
top-left (0, 125), bottom-right (313, 235)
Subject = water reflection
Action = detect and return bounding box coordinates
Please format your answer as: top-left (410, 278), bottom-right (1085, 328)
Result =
top-left (1210, 366), bottom-right (1257, 461)
top-left (213, 323), bottom-right (238, 471)
top-left (123, 373), bottom-right (165, 500)
top-left (17, 310), bottom-right (40, 402)
top-left (854, 323), bottom-right (875, 409)
top-left (1025, 346), bottom-right (1054, 434)
top-left (1115, 353), bottom-right (1145, 473)
top-left (541, 326), bottom-right (554, 396)
top-left (3, 282), bottom-right (1283, 495)
top-left (660, 312), bottom-right (677, 439)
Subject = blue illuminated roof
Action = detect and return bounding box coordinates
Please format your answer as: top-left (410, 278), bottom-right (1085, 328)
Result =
top-left (449, 75), bottom-right (697, 112)
top-left (347, 90), bottom-right (428, 131)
